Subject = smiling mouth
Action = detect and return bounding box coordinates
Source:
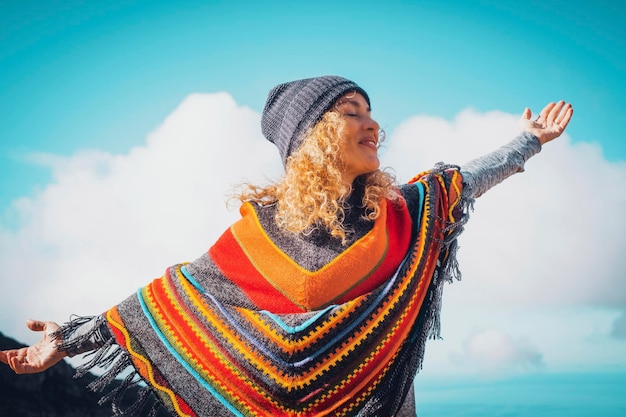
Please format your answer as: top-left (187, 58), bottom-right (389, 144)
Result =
top-left (360, 138), bottom-right (378, 148)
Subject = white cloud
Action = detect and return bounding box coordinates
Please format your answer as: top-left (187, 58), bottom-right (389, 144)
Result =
top-left (1, 95), bottom-right (624, 378)
top-left (0, 92), bottom-right (281, 343)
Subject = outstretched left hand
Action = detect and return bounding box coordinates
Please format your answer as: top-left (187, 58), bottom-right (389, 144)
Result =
top-left (519, 100), bottom-right (573, 145)
top-left (0, 320), bottom-right (66, 374)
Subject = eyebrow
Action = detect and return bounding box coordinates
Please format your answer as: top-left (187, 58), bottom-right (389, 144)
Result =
top-left (336, 99), bottom-right (371, 112)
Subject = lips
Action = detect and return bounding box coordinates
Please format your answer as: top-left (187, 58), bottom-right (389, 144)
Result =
top-left (359, 136), bottom-right (378, 149)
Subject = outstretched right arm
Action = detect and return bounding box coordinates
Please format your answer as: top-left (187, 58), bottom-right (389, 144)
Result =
top-left (461, 100), bottom-right (573, 198)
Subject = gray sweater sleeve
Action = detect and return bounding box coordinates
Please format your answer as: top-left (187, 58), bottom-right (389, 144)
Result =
top-left (461, 131), bottom-right (542, 198)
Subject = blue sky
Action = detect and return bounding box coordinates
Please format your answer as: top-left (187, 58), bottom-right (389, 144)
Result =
top-left (1, 0), bottom-right (624, 209)
top-left (1, 1), bottom-right (625, 415)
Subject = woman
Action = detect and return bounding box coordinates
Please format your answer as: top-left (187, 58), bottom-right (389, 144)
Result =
top-left (0, 76), bottom-right (572, 417)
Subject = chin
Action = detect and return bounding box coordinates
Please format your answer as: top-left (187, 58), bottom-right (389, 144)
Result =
top-left (361, 168), bottom-right (379, 177)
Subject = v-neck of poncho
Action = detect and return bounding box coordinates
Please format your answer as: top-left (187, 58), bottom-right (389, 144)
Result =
top-left (209, 198), bottom-right (412, 312)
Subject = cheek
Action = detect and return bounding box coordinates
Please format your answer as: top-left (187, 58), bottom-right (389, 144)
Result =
top-left (341, 120), bottom-right (359, 139)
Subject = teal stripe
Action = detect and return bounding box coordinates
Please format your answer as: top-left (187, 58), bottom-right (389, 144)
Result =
top-left (136, 286), bottom-right (245, 417)
top-left (261, 305), bottom-right (336, 334)
top-left (414, 181), bottom-right (425, 223)
top-left (180, 265), bottom-right (204, 292)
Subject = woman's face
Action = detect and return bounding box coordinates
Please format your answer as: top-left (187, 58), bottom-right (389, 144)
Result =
top-left (334, 92), bottom-right (380, 184)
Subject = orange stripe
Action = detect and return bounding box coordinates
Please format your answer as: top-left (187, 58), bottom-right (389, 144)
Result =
top-left (106, 306), bottom-right (196, 417)
top-left (231, 202), bottom-right (389, 310)
top-left (235, 301), bottom-right (363, 354)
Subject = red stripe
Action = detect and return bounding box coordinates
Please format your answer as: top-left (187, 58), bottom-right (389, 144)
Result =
top-left (150, 272), bottom-right (284, 416)
top-left (210, 227), bottom-right (306, 313)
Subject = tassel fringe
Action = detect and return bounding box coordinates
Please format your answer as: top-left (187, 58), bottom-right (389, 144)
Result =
top-left (55, 315), bottom-right (164, 417)
top-left (416, 163), bottom-right (475, 349)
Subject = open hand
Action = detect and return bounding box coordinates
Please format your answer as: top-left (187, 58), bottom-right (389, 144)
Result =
top-left (519, 100), bottom-right (573, 145)
top-left (0, 320), bottom-right (66, 374)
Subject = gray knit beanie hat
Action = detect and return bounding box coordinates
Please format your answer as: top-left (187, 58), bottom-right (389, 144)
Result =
top-left (261, 75), bottom-right (370, 165)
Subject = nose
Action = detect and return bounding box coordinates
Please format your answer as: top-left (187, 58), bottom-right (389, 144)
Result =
top-left (363, 115), bottom-right (380, 132)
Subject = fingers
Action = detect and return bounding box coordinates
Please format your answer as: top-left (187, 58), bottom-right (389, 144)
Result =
top-left (563, 105), bottom-right (573, 126)
top-left (26, 320), bottom-right (59, 334)
top-left (8, 353), bottom-right (30, 374)
top-left (0, 348), bottom-right (23, 366)
top-left (26, 319), bottom-right (47, 332)
top-left (532, 100), bottom-right (574, 127)
top-left (547, 101), bottom-right (574, 133)
top-left (556, 103), bottom-right (574, 127)
top-left (7, 352), bottom-right (20, 372)
top-left (521, 107), bottom-right (532, 120)
top-left (538, 102), bottom-right (556, 121)
top-left (547, 100), bottom-right (566, 124)
top-left (0, 349), bottom-right (26, 373)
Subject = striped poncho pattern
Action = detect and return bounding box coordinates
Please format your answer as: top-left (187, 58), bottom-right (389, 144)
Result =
top-left (78, 166), bottom-right (467, 417)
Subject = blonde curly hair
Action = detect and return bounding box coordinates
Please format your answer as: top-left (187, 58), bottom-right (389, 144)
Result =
top-left (236, 110), bottom-right (398, 244)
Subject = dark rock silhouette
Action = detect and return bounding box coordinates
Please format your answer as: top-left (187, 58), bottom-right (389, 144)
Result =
top-left (0, 331), bottom-right (171, 417)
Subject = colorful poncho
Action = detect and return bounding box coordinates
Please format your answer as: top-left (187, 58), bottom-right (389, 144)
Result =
top-left (68, 166), bottom-right (468, 417)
